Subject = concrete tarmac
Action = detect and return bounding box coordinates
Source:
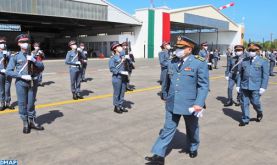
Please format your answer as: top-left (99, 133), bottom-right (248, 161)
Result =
top-left (0, 57), bottom-right (276, 165)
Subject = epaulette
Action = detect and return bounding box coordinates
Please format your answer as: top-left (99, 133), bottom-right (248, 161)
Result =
top-left (12, 52), bottom-right (19, 56)
top-left (262, 56), bottom-right (267, 60)
top-left (195, 55), bottom-right (205, 62)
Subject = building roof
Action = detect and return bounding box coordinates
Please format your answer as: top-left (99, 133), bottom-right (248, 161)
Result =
top-left (170, 5), bottom-right (238, 28)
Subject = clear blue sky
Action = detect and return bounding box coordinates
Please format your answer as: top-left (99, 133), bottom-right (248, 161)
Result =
top-left (108, 0), bottom-right (275, 42)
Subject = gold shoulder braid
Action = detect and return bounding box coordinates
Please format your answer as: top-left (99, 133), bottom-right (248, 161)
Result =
top-left (194, 55), bottom-right (205, 62)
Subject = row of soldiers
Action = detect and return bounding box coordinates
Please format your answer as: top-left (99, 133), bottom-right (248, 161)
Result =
top-left (146, 36), bottom-right (271, 164)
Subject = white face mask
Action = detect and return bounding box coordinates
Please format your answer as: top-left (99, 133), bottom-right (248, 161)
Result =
top-left (116, 46), bottom-right (123, 53)
top-left (175, 49), bottom-right (185, 58)
top-left (71, 45), bottom-right (77, 50)
top-left (166, 45), bottom-right (171, 50)
top-left (204, 46), bottom-right (208, 50)
top-left (34, 46), bottom-right (39, 50)
top-left (235, 51), bottom-right (243, 56)
top-left (19, 43), bottom-right (29, 50)
top-left (80, 46), bottom-right (85, 50)
top-left (249, 52), bottom-right (256, 57)
top-left (0, 44), bottom-right (6, 49)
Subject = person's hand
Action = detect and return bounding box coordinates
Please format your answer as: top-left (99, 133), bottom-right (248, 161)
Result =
top-left (21, 75), bottom-right (32, 81)
top-left (0, 69), bottom-right (6, 73)
top-left (259, 88), bottom-right (266, 95)
top-left (27, 55), bottom-right (36, 62)
top-left (193, 105), bottom-right (203, 112)
top-left (225, 77), bottom-right (229, 81)
top-left (75, 61), bottom-right (81, 65)
top-left (77, 48), bottom-right (82, 52)
top-left (2, 50), bottom-right (7, 55)
top-left (120, 71), bottom-right (128, 75)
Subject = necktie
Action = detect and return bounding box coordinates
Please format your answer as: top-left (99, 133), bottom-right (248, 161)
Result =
top-left (178, 60), bottom-right (184, 70)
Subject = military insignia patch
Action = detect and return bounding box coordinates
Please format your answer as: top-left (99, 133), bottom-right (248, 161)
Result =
top-left (184, 67), bottom-right (192, 71)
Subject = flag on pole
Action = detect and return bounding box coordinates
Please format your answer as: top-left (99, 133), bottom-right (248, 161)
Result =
top-left (150, 0), bottom-right (155, 8)
top-left (218, 2), bottom-right (235, 10)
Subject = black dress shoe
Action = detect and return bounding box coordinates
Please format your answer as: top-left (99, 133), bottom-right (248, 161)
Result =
top-left (114, 106), bottom-right (123, 114)
top-left (0, 102), bottom-right (5, 111)
top-left (239, 122), bottom-right (249, 127)
top-left (234, 101), bottom-right (241, 106)
top-left (0, 106), bottom-right (5, 111)
top-left (28, 118), bottom-right (44, 130)
top-left (224, 100), bottom-right (233, 107)
top-left (126, 87), bottom-right (133, 91)
top-left (189, 151), bottom-right (198, 158)
top-left (23, 120), bottom-right (30, 134)
top-left (120, 107), bottom-right (128, 112)
top-left (77, 93), bottom-right (84, 99)
top-left (257, 113), bottom-right (263, 122)
top-left (145, 155), bottom-right (164, 165)
top-left (73, 93), bottom-right (78, 100)
top-left (5, 102), bottom-right (15, 110)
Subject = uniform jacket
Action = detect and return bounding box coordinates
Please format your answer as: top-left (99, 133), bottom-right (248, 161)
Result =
top-left (237, 55), bottom-right (269, 90)
top-left (163, 54), bottom-right (209, 115)
top-left (159, 50), bottom-right (170, 69)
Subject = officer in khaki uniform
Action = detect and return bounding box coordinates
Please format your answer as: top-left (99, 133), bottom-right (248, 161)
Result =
top-left (237, 43), bottom-right (269, 126)
top-left (145, 37), bottom-right (209, 164)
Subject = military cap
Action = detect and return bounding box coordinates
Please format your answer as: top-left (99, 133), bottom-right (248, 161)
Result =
top-left (248, 43), bottom-right (262, 50)
top-left (33, 42), bottom-right (40, 47)
top-left (0, 36), bottom-right (7, 43)
top-left (111, 42), bottom-right (122, 51)
top-left (201, 42), bottom-right (208, 47)
top-left (16, 34), bottom-right (29, 43)
top-left (121, 42), bottom-right (128, 46)
top-left (68, 40), bottom-right (77, 46)
top-left (175, 36), bottom-right (197, 49)
top-left (234, 45), bottom-right (244, 51)
top-left (160, 41), bottom-right (170, 48)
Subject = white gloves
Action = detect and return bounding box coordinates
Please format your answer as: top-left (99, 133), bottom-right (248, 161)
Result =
top-left (38, 50), bottom-right (43, 54)
top-left (27, 55), bottom-right (36, 62)
top-left (236, 87), bottom-right (240, 93)
top-left (75, 61), bottom-right (81, 65)
top-left (21, 75), bottom-right (32, 81)
top-left (125, 55), bottom-right (130, 59)
top-left (225, 77), bottom-right (229, 81)
top-left (0, 69), bottom-right (6, 73)
top-left (120, 71), bottom-right (129, 75)
top-left (83, 60), bottom-right (87, 63)
top-left (2, 50), bottom-right (7, 55)
top-left (259, 88), bottom-right (266, 95)
top-left (207, 63), bottom-right (212, 66)
top-left (189, 107), bottom-right (205, 118)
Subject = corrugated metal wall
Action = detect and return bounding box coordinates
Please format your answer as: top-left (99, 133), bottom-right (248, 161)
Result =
top-left (0, 0), bottom-right (107, 21)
